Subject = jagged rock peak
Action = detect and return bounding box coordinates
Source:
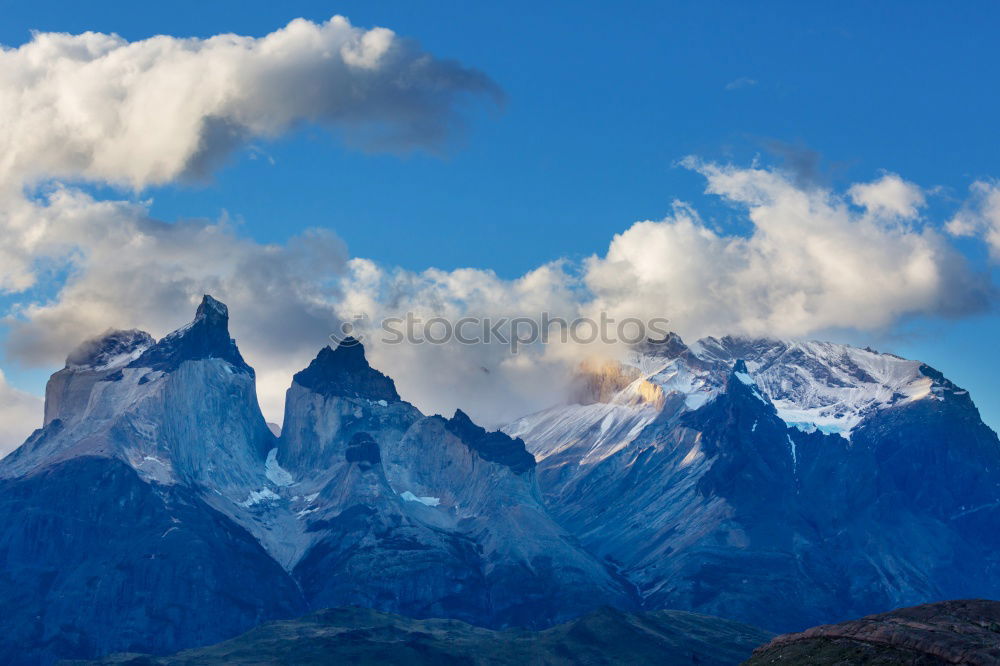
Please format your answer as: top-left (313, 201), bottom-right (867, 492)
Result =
top-left (445, 409), bottom-right (536, 474)
top-left (635, 331), bottom-right (689, 358)
top-left (293, 339), bottom-right (400, 403)
top-left (725, 359), bottom-right (770, 405)
top-left (65, 329), bottom-right (155, 371)
top-left (128, 295), bottom-right (253, 375)
top-left (196, 294), bottom-right (230, 325)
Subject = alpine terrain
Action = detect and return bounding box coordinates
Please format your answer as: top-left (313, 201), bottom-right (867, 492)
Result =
top-left (0, 297), bottom-right (628, 665)
top-left (506, 334), bottom-right (1000, 631)
top-left (1, 298), bottom-right (998, 664)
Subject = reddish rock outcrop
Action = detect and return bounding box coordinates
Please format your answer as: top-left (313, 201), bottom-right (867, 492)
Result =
top-left (746, 599), bottom-right (1000, 665)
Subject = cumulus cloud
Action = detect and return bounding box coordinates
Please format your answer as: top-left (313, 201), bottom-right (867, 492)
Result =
top-left (0, 16), bottom-right (501, 191)
top-left (305, 163), bottom-right (994, 423)
top-left (947, 180), bottom-right (1000, 259)
top-left (3, 158), bottom-right (996, 430)
top-left (848, 173), bottom-right (926, 219)
top-left (583, 160), bottom-right (992, 339)
top-left (0, 370), bottom-right (42, 456)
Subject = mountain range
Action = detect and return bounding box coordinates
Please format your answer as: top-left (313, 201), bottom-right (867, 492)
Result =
top-left (506, 333), bottom-right (1000, 630)
top-left (1, 296), bottom-right (998, 664)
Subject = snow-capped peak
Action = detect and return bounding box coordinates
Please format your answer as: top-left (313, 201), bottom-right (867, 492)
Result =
top-left (633, 334), bottom-right (953, 437)
top-left (507, 332), bottom-right (962, 464)
top-left (729, 359), bottom-right (768, 403)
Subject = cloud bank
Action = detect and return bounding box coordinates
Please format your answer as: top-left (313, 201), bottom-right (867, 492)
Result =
top-left (0, 16), bottom-right (501, 192)
top-left (584, 162), bottom-right (991, 339)
top-left (2, 162), bottom-right (996, 439)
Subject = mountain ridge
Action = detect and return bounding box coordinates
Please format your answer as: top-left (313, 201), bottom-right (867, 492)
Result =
top-left (505, 331), bottom-right (1000, 631)
top-left (2, 298), bottom-right (999, 663)
top-left (0, 296), bottom-right (631, 664)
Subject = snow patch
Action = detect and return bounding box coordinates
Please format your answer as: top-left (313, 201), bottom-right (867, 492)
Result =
top-left (786, 421), bottom-right (846, 438)
top-left (400, 491), bottom-right (441, 507)
top-left (265, 448), bottom-right (294, 487)
top-left (125, 449), bottom-right (177, 485)
top-left (239, 488), bottom-right (281, 508)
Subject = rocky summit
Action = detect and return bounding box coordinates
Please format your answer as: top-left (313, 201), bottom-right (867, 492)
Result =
top-left (0, 297), bottom-right (629, 665)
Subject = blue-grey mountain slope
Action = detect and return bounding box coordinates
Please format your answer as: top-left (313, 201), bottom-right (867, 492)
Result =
top-left (506, 334), bottom-right (1000, 631)
top-left (0, 298), bottom-right (631, 664)
top-left (0, 297), bottom-right (305, 666)
top-left (278, 340), bottom-right (634, 628)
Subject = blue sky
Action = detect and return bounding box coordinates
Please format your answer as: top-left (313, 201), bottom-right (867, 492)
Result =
top-left (2, 1), bottom-right (999, 430)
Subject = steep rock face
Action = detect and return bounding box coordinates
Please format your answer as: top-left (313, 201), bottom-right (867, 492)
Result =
top-left (0, 456), bottom-right (304, 666)
top-left (280, 341), bottom-right (634, 628)
top-left (0, 297), bottom-right (305, 665)
top-left (2, 296), bottom-right (273, 493)
top-left (444, 409), bottom-right (536, 474)
top-left (278, 342), bottom-right (420, 475)
top-left (292, 436), bottom-right (490, 623)
top-left (505, 334), bottom-right (1000, 631)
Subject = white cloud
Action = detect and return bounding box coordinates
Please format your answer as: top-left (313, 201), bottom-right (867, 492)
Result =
top-left (0, 16), bottom-right (500, 191)
top-left (848, 173), bottom-right (926, 219)
top-left (0, 370), bottom-right (42, 456)
top-left (313, 163), bottom-right (993, 423)
top-left (947, 180), bottom-right (1000, 259)
top-left (2, 159), bottom-right (995, 432)
top-left (584, 160), bottom-right (990, 339)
